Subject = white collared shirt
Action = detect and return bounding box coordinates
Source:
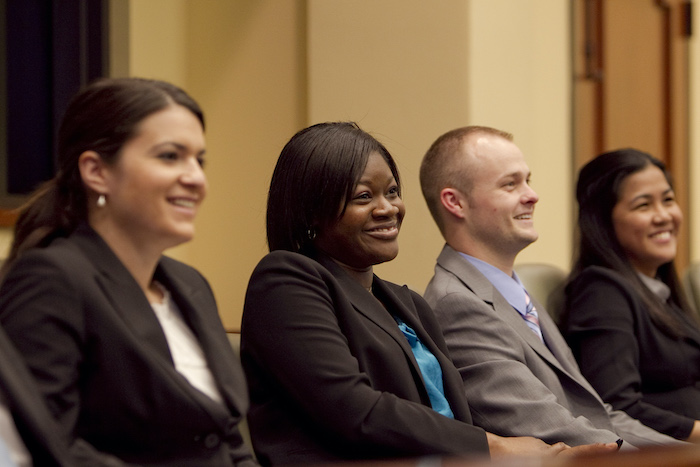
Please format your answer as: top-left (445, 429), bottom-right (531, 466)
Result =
top-left (150, 284), bottom-right (224, 405)
top-left (0, 390), bottom-right (31, 466)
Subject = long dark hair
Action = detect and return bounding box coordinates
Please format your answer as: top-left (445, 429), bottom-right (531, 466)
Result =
top-left (1, 77), bottom-right (204, 278)
top-left (568, 148), bottom-right (694, 336)
top-left (266, 122), bottom-right (400, 253)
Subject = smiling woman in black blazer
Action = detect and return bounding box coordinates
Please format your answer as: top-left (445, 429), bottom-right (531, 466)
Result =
top-left (561, 149), bottom-right (700, 442)
top-left (240, 122), bottom-right (583, 466)
top-left (0, 78), bottom-right (256, 466)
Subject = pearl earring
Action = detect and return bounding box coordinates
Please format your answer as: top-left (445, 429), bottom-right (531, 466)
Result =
top-left (97, 194), bottom-right (106, 207)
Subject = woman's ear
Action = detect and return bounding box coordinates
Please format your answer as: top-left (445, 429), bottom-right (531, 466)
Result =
top-left (440, 187), bottom-right (467, 220)
top-left (78, 150), bottom-right (109, 195)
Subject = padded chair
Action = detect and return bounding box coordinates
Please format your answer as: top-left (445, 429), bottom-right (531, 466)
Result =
top-left (682, 262), bottom-right (700, 315)
top-left (227, 331), bottom-right (241, 356)
top-left (513, 263), bottom-right (568, 326)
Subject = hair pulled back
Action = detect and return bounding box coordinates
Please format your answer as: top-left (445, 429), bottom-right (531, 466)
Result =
top-left (568, 148), bottom-right (693, 336)
top-left (2, 77), bottom-right (203, 276)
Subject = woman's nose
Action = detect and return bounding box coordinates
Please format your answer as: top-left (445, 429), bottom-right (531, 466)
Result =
top-left (373, 196), bottom-right (399, 216)
top-left (181, 157), bottom-right (207, 187)
top-left (653, 205), bottom-right (673, 223)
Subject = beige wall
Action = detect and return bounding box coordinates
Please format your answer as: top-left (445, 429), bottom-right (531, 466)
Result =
top-left (308, 0), bottom-right (572, 292)
top-left (3, 0), bottom-right (699, 330)
top-left (467, 1), bottom-right (572, 270)
top-left (307, 0), bottom-right (470, 292)
top-left (124, 0), bottom-right (306, 330)
top-left (0, 230), bottom-right (10, 258)
top-left (120, 0), bottom-right (573, 329)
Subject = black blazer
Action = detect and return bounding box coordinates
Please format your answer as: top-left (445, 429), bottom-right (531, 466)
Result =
top-left (0, 324), bottom-right (72, 466)
top-left (0, 225), bottom-right (256, 466)
top-left (241, 250), bottom-right (489, 466)
top-left (562, 266), bottom-right (700, 440)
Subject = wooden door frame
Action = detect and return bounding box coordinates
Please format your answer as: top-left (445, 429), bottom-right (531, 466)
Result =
top-left (573, 0), bottom-right (691, 272)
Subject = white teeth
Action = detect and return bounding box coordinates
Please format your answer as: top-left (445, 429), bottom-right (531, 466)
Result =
top-left (515, 214), bottom-right (532, 220)
top-left (172, 199), bottom-right (195, 208)
top-left (651, 231), bottom-right (671, 240)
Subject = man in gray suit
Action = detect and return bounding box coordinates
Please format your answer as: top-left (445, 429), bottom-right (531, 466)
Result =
top-left (419, 126), bottom-right (680, 448)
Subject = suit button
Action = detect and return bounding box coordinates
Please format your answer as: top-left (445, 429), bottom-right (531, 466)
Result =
top-left (204, 433), bottom-right (220, 449)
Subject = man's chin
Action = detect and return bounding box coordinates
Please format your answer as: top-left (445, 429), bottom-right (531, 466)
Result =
top-left (519, 232), bottom-right (539, 247)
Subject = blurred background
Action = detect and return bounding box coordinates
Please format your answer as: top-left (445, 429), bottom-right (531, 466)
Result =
top-left (0, 0), bottom-right (697, 331)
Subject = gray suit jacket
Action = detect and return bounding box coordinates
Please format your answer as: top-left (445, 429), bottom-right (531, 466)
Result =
top-left (423, 244), bottom-right (680, 448)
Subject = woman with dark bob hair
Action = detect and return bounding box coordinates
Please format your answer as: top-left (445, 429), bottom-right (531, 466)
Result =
top-left (561, 148), bottom-right (700, 442)
top-left (240, 121), bottom-right (597, 465)
top-left (0, 78), bottom-right (257, 466)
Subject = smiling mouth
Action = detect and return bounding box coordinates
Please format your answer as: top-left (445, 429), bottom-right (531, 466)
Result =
top-left (170, 198), bottom-right (197, 208)
top-left (366, 225), bottom-right (400, 238)
top-left (650, 231), bottom-right (673, 240)
top-left (514, 213), bottom-right (532, 220)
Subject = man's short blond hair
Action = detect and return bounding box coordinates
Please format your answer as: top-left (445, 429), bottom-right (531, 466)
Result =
top-left (419, 126), bottom-right (513, 234)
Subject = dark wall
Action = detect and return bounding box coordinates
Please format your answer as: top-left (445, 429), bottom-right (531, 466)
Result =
top-left (2, 0), bottom-right (105, 201)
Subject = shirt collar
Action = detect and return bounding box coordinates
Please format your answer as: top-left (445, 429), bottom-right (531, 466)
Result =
top-left (637, 272), bottom-right (671, 302)
top-left (459, 252), bottom-right (528, 316)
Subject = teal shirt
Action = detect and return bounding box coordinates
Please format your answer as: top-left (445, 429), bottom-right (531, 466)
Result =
top-left (395, 318), bottom-right (454, 419)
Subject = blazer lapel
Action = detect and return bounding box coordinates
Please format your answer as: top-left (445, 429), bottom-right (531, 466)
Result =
top-left (154, 261), bottom-right (249, 418)
top-left (314, 255), bottom-right (425, 387)
top-left (71, 227), bottom-right (239, 431)
top-left (437, 245), bottom-right (582, 382)
top-left (536, 302), bottom-right (586, 375)
top-left (71, 226), bottom-right (173, 362)
top-left (375, 280), bottom-right (442, 361)
top-left (374, 279), bottom-right (474, 420)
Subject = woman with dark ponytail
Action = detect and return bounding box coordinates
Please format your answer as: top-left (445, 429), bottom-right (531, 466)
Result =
top-left (0, 78), bottom-right (256, 466)
top-left (561, 149), bottom-right (700, 442)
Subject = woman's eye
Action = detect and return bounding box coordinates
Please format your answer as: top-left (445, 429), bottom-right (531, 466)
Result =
top-left (159, 152), bottom-right (178, 161)
top-left (354, 192), bottom-right (371, 200)
top-left (388, 186), bottom-right (399, 196)
top-left (197, 156), bottom-right (206, 168)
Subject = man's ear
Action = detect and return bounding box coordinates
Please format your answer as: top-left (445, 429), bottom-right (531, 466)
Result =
top-left (78, 150), bottom-right (109, 195)
top-left (440, 187), bottom-right (467, 220)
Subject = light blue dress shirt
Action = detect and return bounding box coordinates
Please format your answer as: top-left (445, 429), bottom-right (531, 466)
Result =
top-left (459, 253), bottom-right (544, 341)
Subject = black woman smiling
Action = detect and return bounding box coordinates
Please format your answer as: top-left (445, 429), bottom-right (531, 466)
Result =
top-left (239, 122), bottom-right (606, 465)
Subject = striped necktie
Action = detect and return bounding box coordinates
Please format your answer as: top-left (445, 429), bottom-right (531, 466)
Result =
top-left (523, 290), bottom-right (544, 342)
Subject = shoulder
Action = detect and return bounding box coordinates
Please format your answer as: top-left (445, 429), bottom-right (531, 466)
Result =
top-left (245, 251), bottom-right (339, 301)
top-left (425, 265), bottom-right (482, 310)
top-left (572, 265), bottom-right (630, 286)
top-left (567, 266), bottom-right (637, 301)
top-left (564, 266), bottom-right (641, 327)
top-left (248, 250), bottom-right (333, 285)
top-left (5, 236), bottom-right (93, 283)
